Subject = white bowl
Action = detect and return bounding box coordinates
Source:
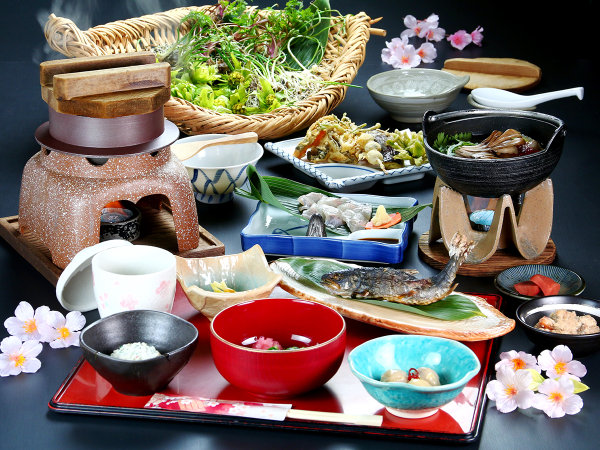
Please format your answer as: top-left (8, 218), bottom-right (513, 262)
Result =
top-left (367, 69), bottom-right (469, 123)
top-left (176, 134), bottom-right (263, 204)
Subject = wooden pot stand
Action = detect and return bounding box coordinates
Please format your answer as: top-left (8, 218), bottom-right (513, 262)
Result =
top-left (419, 178), bottom-right (556, 277)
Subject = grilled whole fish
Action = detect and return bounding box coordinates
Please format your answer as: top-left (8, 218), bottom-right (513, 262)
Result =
top-left (320, 233), bottom-right (474, 305)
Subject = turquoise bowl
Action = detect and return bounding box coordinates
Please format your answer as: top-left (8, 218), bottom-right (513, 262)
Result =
top-left (348, 335), bottom-right (480, 418)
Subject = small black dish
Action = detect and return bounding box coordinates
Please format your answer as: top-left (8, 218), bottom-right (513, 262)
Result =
top-left (99, 200), bottom-right (141, 242)
top-left (495, 264), bottom-right (585, 302)
top-left (80, 310), bottom-right (198, 396)
top-left (515, 296), bottom-right (600, 356)
top-left (422, 109), bottom-right (566, 198)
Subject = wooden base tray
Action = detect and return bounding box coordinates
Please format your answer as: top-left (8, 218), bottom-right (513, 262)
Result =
top-left (418, 232), bottom-right (556, 277)
top-left (49, 285), bottom-right (502, 443)
top-left (0, 204), bottom-right (224, 286)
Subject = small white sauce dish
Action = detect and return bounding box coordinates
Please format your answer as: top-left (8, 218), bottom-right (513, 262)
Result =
top-left (367, 69), bottom-right (469, 123)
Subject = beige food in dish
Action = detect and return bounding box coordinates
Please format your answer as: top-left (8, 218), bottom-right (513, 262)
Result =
top-left (534, 309), bottom-right (600, 335)
top-left (293, 114), bottom-right (428, 170)
top-left (380, 369), bottom-right (408, 383)
top-left (380, 367), bottom-right (441, 386)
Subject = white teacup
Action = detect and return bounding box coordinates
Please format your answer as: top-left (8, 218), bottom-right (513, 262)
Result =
top-left (92, 245), bottom-right (176, 318)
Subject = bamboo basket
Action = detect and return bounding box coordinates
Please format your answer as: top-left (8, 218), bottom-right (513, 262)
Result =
top-left (44, 6), bottom-right (384, 139)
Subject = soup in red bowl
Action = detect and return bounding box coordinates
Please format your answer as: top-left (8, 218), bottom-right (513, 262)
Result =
top-left (210, 298), bottom-right (346, 397)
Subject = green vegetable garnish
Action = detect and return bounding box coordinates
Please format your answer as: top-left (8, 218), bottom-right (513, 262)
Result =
top-left (432, 132), bottom-right (474, 155)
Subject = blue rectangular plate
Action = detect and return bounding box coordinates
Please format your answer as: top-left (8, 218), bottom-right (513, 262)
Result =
top-left (240, 194), bottom-right (417, 264)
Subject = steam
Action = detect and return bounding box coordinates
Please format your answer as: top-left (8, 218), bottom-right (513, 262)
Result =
top-left (32, 0), bottom-right (189, 64)
top-left (125, 0), bottom-right (190, 18)
top-left (33, 0), bottom-right (98, 63)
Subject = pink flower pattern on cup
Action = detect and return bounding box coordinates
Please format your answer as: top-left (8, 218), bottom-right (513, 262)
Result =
top-left (98, 293), bottom-right (108, 311)
top-left (120, 294), bottom-right (139, 311)
top-left (156, 280), bottom-right (171, 295)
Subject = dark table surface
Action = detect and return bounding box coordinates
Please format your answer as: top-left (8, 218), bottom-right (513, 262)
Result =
top-left (1, 1), bottom-right (598, 449)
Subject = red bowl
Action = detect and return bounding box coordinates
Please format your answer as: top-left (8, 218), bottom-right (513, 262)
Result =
top-left (210, 298), bottom-right (346, 397)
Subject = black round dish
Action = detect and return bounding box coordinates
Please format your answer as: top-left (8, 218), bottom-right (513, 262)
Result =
top-left (80, 310), bottom-right (198, 396)
top-left (422, 109), bottom-right (566, 198)
top-left (515, 296), bottom-right (600, 356)
top-left (99, 200), bottom-right (142, 242)
top-left (495, 264), bottom-right (585, 301)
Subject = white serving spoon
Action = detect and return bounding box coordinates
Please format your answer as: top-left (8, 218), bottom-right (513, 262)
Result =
top-left (471, 87), bottom-right (584, 109)
top-left (171, 132), bottom-right (259, 161)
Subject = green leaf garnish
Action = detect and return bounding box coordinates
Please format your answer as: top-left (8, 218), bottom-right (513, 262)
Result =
top-left (236, 165), bottom-right (431, 235)
top-left (432, 132), bottom-right (474, 155)
top-left (277, 257), bottom-right (485, 321)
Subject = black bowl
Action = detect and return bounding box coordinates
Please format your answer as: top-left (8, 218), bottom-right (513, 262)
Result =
top-left (515, 296), bottom-right (600, 356)
top-left (422, 109), bottom-right (566, 198)
top-left (80, 310), bottom-right (198, 396)
top-left (99, 200), bottom-right (141, 242)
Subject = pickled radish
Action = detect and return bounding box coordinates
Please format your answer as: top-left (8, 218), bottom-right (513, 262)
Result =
top-left (530, 274), bottom-right (561, 296)
top-left (514, 281), bottom-right (541, 296)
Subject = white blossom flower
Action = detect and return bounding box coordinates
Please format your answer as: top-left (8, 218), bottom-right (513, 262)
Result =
top-left (495, 350), bottom-right (541, 373)
top-left (0, 336), bottom-right (43, 376)
top-left (538, 345), bottom-right (587, 380)
top-left (38, 311), bottom-right (85, 349)
top-left (416, 42), bottom-right (437, 63)
top-left (485, 366), bottom-right (537, 413)
top-left (4, 301), bottom-right (50, 341)
top-left (400, 15), bottom-right (432, 39)
top-left (534, 376), bottom-right (583, 418)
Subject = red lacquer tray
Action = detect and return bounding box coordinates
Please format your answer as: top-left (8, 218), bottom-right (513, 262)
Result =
top-left (49, 285), bottom-right (503, 443)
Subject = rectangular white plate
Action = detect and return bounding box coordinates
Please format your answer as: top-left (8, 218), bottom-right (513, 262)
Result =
top-left (264, 137), bottom-right (433, 192)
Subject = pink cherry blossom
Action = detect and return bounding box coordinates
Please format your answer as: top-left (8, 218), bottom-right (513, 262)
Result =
top-left (0, 336), bottom-right (42, 376)
top-left (416, 42), bottom-right (437, 64)
top-left (120, 294), bottom-right (139, 311)
top-left (423, 13), bottom-right (440, 27)
top-left (471, 26), bottom-right (484, 46)
top-left (38, 310), bottom-right (85, 349)
top-left (486, 366), bottom-right (537, 413)
top-left (156, 280), bottom-right (172, 295)
top-left (534, 376), bottom-right (583, 418)
top-left (381, 36), bottom-right (407, 65)
top-left (424, 26), bottom-right (446, 42)
top-left (4, 301), bottom-right (50, 342)
top-left (447, 30), bottom-right (472, 50)
top-left (495, 350), bottom-right (541, 373)
top-left (537, 345), bottom-right (587, 380)
top-left (400, 15), bottom-right (432, 39)
top-left (382, 38), bottom-right (421, 69)
top-left (395, 45), bottom-right (421, 69)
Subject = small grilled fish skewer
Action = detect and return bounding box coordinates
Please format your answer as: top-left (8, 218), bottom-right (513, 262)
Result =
top-left (320, 233), bottom-right (474, 305)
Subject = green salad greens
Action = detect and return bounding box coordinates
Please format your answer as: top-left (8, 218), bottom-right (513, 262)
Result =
top-left (158, 0), bottom-right (338, 115)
